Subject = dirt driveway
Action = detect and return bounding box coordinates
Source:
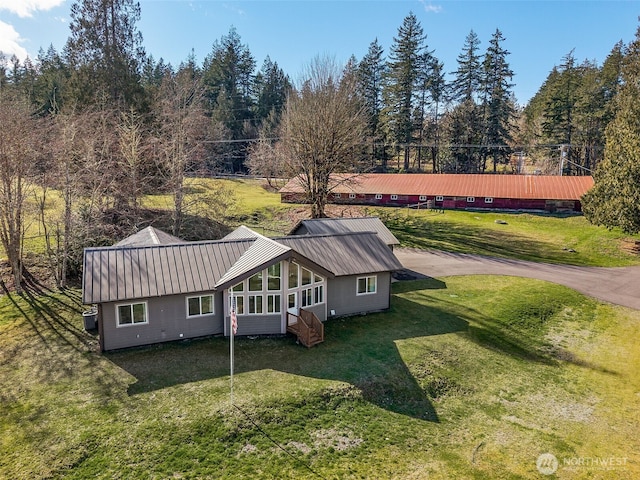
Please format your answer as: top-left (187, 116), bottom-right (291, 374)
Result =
top-left (395, 248), bottom-right (640, 311)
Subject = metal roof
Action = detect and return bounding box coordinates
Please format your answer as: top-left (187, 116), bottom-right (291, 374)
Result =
top-left (289, 217), bottom-right (400, 246)
top-left (277, 232), bottom-right (403, 276)
top-left (215, 235), bottom-right (291, 289)
top-left (83, 227), bottom-right (402, 304)
top-left (83, 239), bottom-right (254, 304)
top-left (280, 174), bottom-right (594, 201)
top-left (114, 226), bottom-right (183, 247)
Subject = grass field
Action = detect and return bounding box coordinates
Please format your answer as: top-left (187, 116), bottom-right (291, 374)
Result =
top-left (1, 277), bottom-right (638, 479)
top-left (378, 208), bottom-right (640, 267)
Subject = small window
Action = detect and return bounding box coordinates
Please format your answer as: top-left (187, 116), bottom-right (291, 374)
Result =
top-left (235, 296), bottom-right (244, 315)
top-left (301, 287), bottom-right (313, 307)
top-left (187, 294), bottom-right (214, 317)
top-left (248, 272), bottom-right (263, 291)
top-left (485, 197), bottom-right (494, 203)
top-left (267, 294), bottom-right (281, 313)
top-left (314, 274), bottom-right (323, 283)
top-left (357, 276), bottom-right (377, 295)
top-left (419, 195), bottom-right (427, 202)
top-left (267, 263), bottom-right (281, 291)
top-left (248, 295), bottom-right (263, 314)
top-left (375, 193), bottom-right (383, 200)
top-left (301, 267), bottom-right (312, 286)
top-left (117, 302), bottom-right (148, 326)
top-left (334, 193), bottom-right (341, 199)
top-left (467, 196), bottom-right (475, 203)
top-left (314, 285), bottom-right (324, 304)
top-left (288, 262), bottom-right (299, 289)
top-left (288, 293), bottom-right (296, 309)
top-left (390, 194), bottom-right (398, 200)
top-left (435, 195), bottom-right (444, 202)
top-left (232, 282), bottom-right (244, 293)
top-left (349, 193), bottom-right (356, 199)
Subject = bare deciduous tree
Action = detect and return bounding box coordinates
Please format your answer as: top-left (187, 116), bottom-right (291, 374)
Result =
top-left (0, 93), bottom-right (38, 292)
top-left (279, 56), bottom-right (367, 218)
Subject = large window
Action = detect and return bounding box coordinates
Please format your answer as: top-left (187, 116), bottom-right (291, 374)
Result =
top-left (357, 276), bottom-right (377, 295)
top-left (117, 302), bottom-right (148, 326)
top-left (187, 294), bottom-right (214, 317)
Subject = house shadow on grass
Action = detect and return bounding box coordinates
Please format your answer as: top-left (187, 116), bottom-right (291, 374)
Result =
top-left (108, 293), bottom-right (472, 422)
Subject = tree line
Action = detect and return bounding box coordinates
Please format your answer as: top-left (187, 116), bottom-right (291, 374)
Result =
top-left (1, 0), bottom-right (639, 293)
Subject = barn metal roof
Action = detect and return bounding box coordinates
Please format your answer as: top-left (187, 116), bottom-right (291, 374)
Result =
top-left (83, 227), bottom-right (402, 304)
top-left (280, 174), bottom-right (594, 201)
top-left (114, 226), bottom-right (183, 247)
top-left (289, 217), bottom-right (400, 246)
top-left (276, 232), bottom-right (403, 276)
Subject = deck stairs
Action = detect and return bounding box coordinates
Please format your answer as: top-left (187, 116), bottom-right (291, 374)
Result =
top-left (286, 309), bottom-right (324, 348)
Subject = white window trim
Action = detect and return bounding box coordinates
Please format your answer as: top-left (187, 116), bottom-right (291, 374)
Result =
top-left (186, 294), bottom-right (214, 318)
top-left (484, 197), bottom-right (494, 203)
top-left (349, 193), bottom-right (356, 199)
top-left (435, 195), bottom-right (444, 202)
top-left (334, 193), bottom-right (341, 198)
top-left (356, 276), bottom-right (377, 296)
top-left (116, 301), bottom-right (148, 327)
top-left (375, 193), bottom-right (383, 200)
top-left (390, 194), bottom-right (398, 200)
top-left (419, 195), bottom-right (427, 201)
top-left (467, 196), bottom-right (475, 203)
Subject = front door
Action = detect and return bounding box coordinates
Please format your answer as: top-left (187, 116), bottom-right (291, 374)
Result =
top-left (287, 292), bottom-right (298, 317)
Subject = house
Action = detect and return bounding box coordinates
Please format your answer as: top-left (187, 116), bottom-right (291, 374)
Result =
top-left (82, 224), bottom-right (402, 351)
top-left (280, 173), bottom-right (594, 212)
top-left (288, 217), bottom-right (400, 250)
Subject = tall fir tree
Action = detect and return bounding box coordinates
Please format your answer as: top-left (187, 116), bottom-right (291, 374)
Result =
top-left (481, 29), bottom-right (516, 171)
top-left (65, 0), bottom-right (146, 109)
top-left (358, 39), bottom-right (386, 169)
top-left (382, 12), bottom-right (428, 171)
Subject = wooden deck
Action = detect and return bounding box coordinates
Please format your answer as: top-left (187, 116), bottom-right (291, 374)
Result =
top-left (286, 309), bottom-right (324, 348)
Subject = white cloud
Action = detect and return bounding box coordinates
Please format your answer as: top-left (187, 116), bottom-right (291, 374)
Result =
top-left (421, 1), bottom-right (443, 14)
top-left (0, 0), bottom-right (66, 18)
top-left (0, 20), bottom-right (27, 60)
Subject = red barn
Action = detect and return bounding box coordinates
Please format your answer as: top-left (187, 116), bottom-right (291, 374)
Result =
top-left (280, 174), bottom-right (594, 213)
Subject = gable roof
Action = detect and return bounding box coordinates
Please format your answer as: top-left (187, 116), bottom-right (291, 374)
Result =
top-left (277, 232), bottom-right (402, 276)
top-left (280, 173), bottom-right (594, 201)
top-left (83, 227), bottom-right (402, 304)
top-left (289, 217), bottom-right (399, 247)
top-left (114, 226), bottom-right (183, 247)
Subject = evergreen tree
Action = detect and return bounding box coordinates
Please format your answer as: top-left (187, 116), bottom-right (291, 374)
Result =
top-left (254, 56), bottom-right (291, 123)
top-left (65, 0), bottom-right (146, 109)
top-left (424, 57), bottom-right (447, 172)
top-left (357, 39), bottom-right (386, 169)
top-left (583, 27), bottom-right (640, 233)
top-left (382, 12), bottom-right (428, 171)
top-left (450, 30), bottom-right (483, 103)
top-left (448, 30), bottom-right (483, 171)
top-left (481, 29), bottom-right (516, 171)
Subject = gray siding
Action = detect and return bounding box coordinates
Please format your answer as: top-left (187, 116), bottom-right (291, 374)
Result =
top-left (100, 292), bottom-right (224, 351)
top-left (302, 303), bottom-right (327, 322)
top-left (227, 315), bottom-right (282, 335)
top-left (327, 272), bottom-right (391, 317)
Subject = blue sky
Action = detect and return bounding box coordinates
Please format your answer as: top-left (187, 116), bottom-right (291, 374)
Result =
top-left (1, 0), bottom-right (639, 104)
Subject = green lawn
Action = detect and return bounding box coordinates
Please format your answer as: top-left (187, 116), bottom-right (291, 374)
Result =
top-left (379, 208), bottom-right (640, 267)
top-left (1, 277), bottom-right (638, 479)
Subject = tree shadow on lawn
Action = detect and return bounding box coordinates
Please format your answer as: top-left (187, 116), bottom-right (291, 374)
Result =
top-left (109, 296), bottom-right (472, 422)
top-left (387, 215), bottom-right (585, 265)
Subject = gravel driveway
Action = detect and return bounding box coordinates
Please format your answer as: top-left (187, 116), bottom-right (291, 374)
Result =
top-left (395, 248), bottom-right (640, 310)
